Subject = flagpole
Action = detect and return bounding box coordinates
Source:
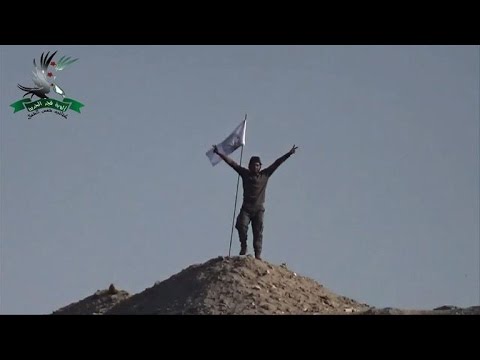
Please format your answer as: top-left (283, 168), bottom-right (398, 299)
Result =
top-left (228, 114), bottom-right (246, 257)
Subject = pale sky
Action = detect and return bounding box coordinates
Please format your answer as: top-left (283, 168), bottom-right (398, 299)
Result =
top-left (1, 45), bottom-right (478, 314)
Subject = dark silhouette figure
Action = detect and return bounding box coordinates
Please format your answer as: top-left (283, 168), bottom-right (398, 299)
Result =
top-left (213, 144), bottom-right (298, 260)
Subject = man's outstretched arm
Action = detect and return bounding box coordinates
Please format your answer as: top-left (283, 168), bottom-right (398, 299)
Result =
top-left (213, 145), bottom-right (243, 174)
top-left (264, 145), bottom-right (298, 176)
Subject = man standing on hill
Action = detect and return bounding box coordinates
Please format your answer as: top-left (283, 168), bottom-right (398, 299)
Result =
top-left (212, 144), bottom-right (298, 260)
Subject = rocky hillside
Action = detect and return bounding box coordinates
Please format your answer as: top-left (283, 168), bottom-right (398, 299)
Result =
top-left (52, 256), bottom-right (479, 315)
top-left (52, 284), bottom-right (130, 315)
top-left (106, 256), bottom-right (369, 315)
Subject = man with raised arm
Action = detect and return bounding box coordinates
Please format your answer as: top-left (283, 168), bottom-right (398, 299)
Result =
top-left (212, 144), bottom-right (298, 260)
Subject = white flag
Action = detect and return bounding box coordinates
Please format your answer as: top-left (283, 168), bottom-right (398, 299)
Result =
top-left (206, 119), bottom-right (247, 166)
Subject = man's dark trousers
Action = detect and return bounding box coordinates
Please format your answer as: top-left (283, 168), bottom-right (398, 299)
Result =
top-left (235, 207), bottom-right (265, 257)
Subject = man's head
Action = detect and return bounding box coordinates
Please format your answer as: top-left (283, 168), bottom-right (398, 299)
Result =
top-left (249, 156), bottom-right (262, 174)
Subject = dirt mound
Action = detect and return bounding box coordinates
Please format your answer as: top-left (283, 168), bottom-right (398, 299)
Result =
top-left (52, 284), bottom-right (130, 315)
top-left (105, 256), bottom-right (370, 315)
top-left (362, 305), bottom-right (480, 315)
top-left (52, 257), bottom-right (479, 315)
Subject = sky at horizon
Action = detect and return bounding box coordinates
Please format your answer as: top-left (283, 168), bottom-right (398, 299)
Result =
top-left (1, 45), bottom-right (479, 314)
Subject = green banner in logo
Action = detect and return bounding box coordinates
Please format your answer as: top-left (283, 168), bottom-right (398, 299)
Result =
top-left (10, 98), bottom-right (85, 113)
top-left (63, 98), bottom-right (84, 113)
top-left (10, 99), bottom-right (31, 113)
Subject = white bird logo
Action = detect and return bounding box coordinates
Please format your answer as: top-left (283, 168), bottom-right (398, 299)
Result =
top-left (17, 51), bottom-right (78, 100)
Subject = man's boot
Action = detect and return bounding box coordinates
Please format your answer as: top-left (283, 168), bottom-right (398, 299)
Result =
top-left (253, 238), bottom-right (262, 260)
top-left (239, 242), bottom-right (247, 256)
top-left (254, 246), bottom-right (262, 260)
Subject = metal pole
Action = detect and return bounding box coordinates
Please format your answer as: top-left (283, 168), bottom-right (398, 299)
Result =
top-left (228, 114), bottom-right (246, 257)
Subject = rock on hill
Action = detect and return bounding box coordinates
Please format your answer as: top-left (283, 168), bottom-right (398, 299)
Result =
top-left (105, 256), bottom-right (369, 315)
top-left (52, 284), bottom-right (130, 315)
